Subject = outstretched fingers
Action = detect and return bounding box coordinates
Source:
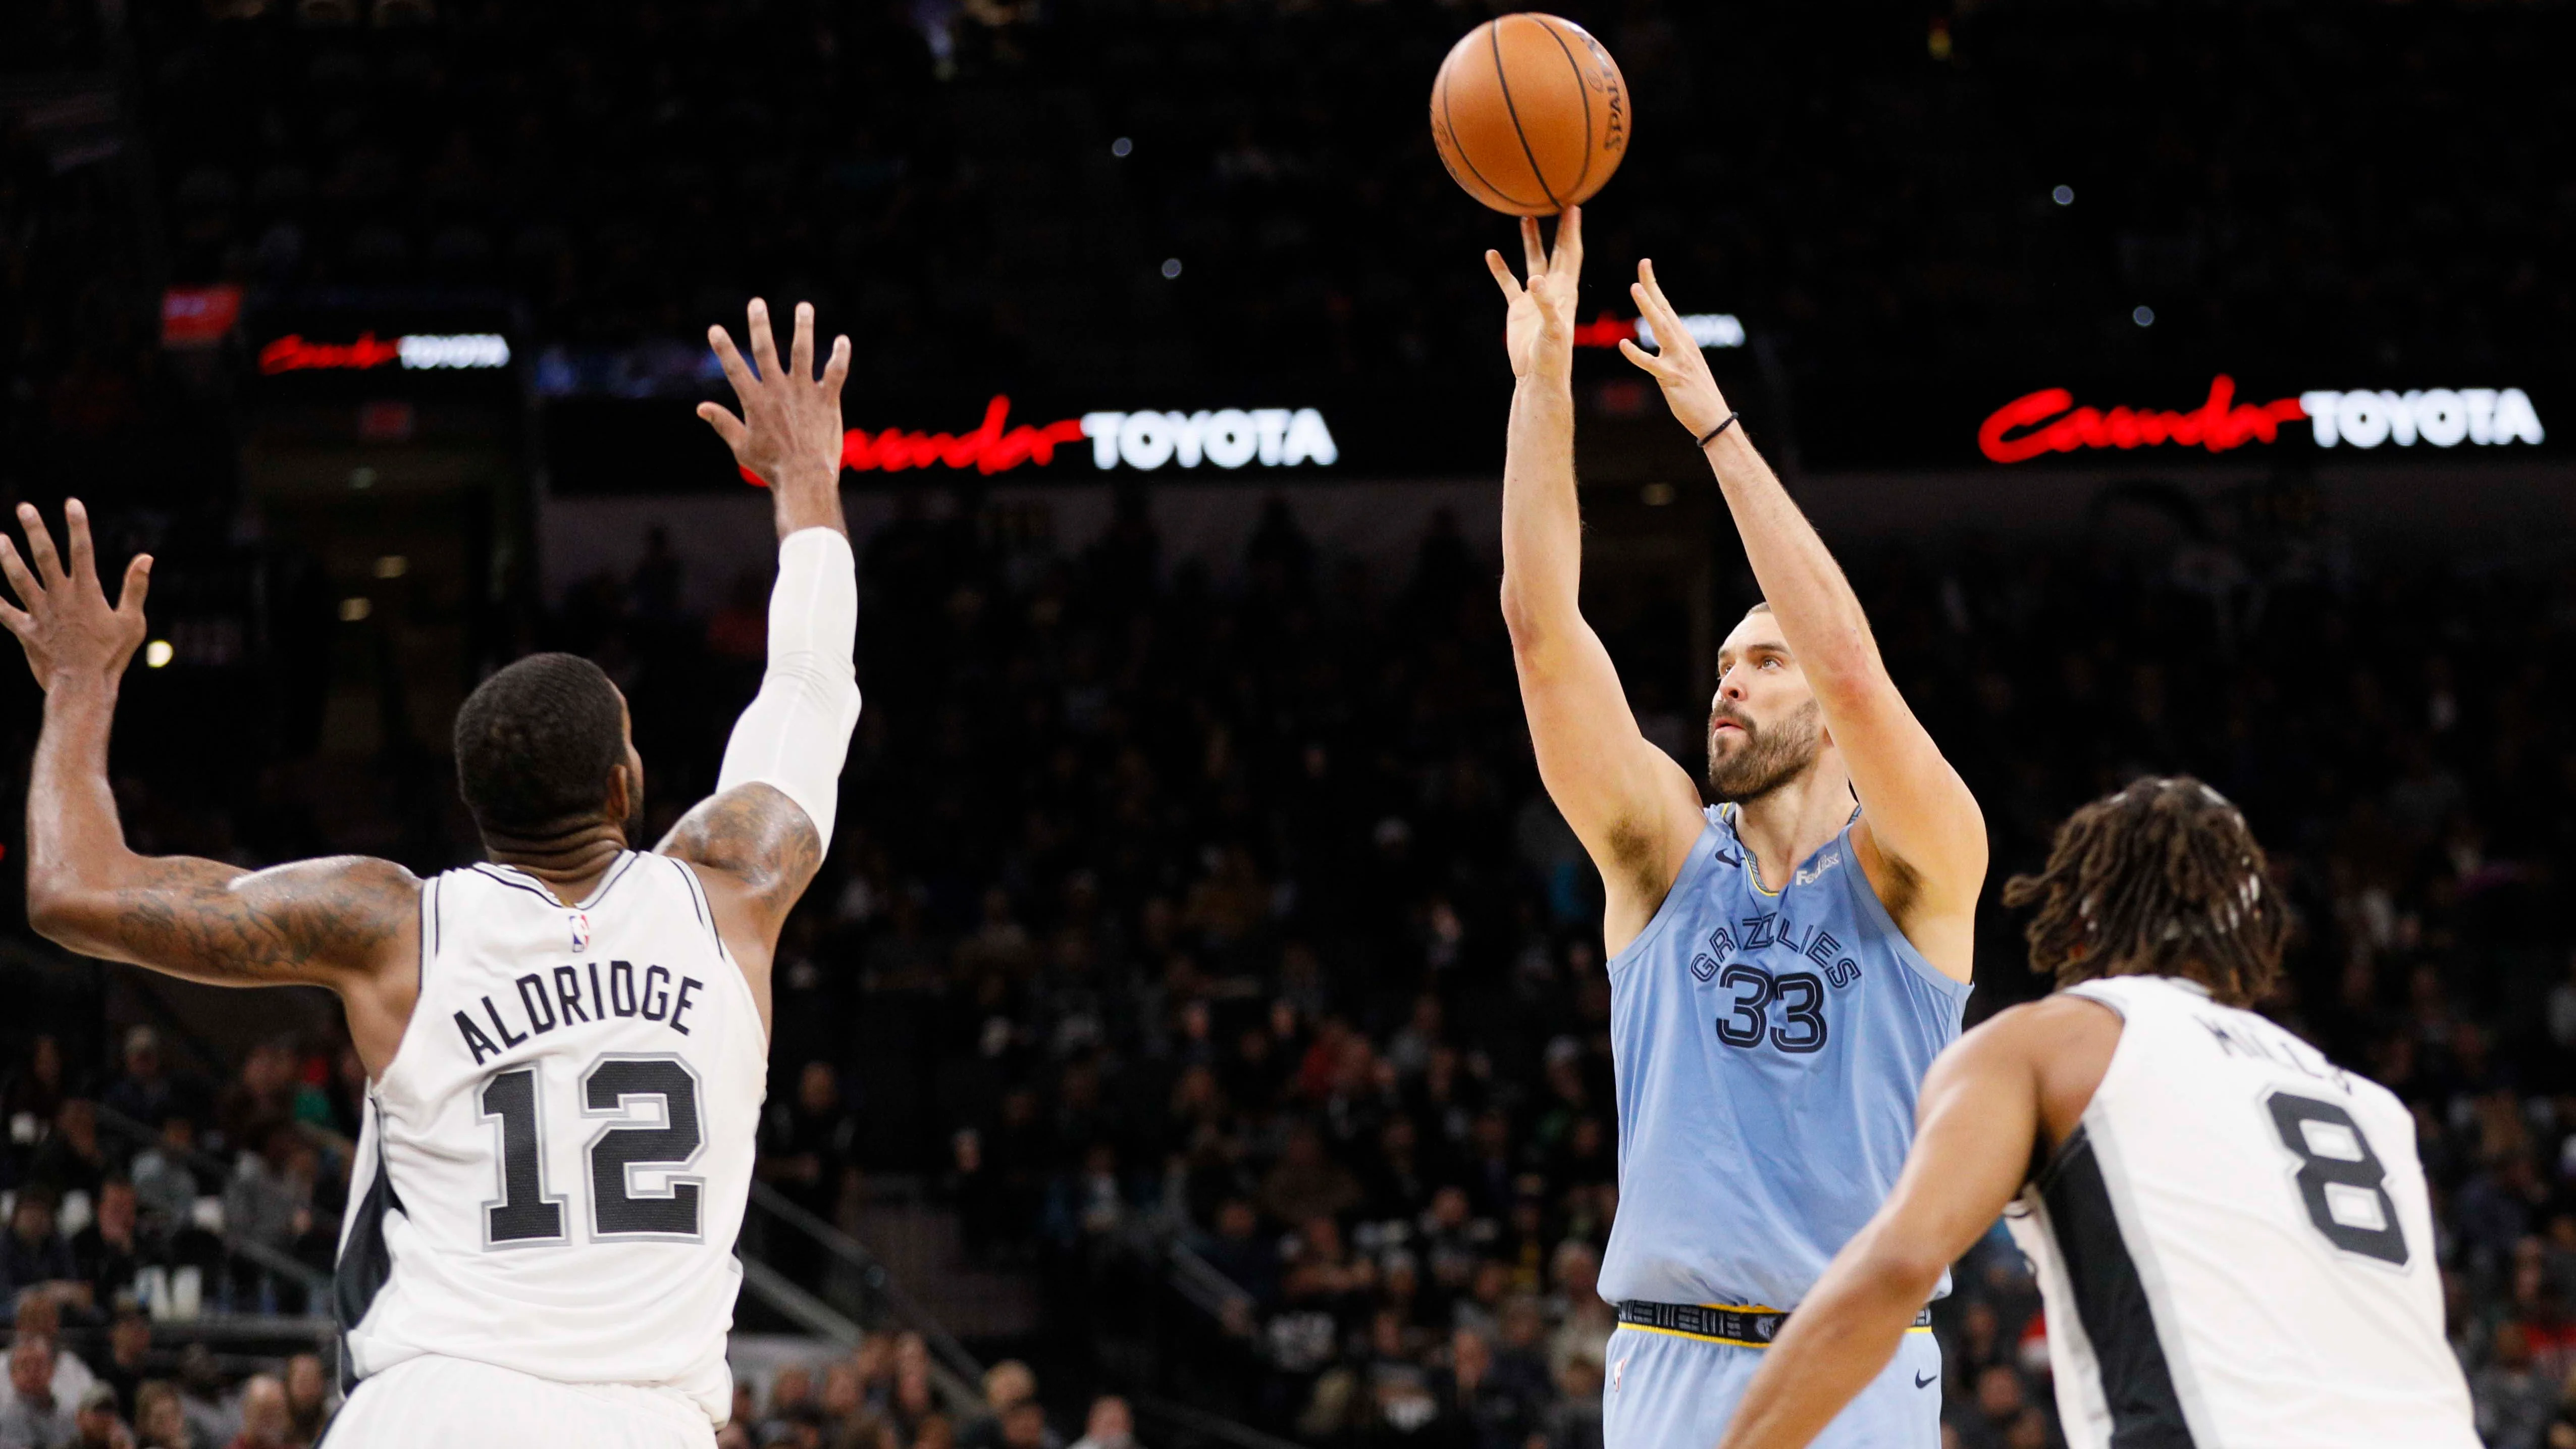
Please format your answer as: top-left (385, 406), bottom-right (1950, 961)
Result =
top-left (15, 504), bottom-right (64, 587)
top-left (820, 335), bottom-right (851, 396)
top-left (1615, 337), bottom-right (1671, 378)
top-left (1519, 216), bottom-right (1546, 281)
top-left (1484, 249), bottom-right (1525, 303)
top-left (1632, 258), bottom-right (1686, 344)
top-left (696, 401), bottom-right (751, 454)
top-left (707, 325), bottom-right (756, 397)
top-left (64, 498), bottom-right (98, 587)
top-left (1551, 204), bottom-right (1583, 275)
top-left (115, 554), bottom-right (151, 620)
top-left (0, 536), bottom-right (37, 614)
top-left (788, 301), bottom-right (815, 384)
top-left (746, 297), bottom-right (781, 381)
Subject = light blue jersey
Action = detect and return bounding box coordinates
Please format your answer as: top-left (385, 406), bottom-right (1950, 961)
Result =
top-left (1600, 803), bottom-right (1972, 1312)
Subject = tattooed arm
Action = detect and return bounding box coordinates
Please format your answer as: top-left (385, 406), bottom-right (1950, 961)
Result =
top-left (2, 501), bottom-right (420, 1072)
top-left (657, 784), bottom-right (822, 1029)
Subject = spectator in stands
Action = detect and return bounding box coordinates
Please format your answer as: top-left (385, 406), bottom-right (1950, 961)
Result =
top-left (757, 1062), bottom-right (862, 1287)
top-left (130, 1382), bottom-right (188, 1449)
top-left (68, 1384), bottom-right (124, 1449)
top-left (219, 1126), bottom-right (322, 1310)
top-left (5, 1037), bottom-right (68, 1144)
top-left (1, 1332), bottom-right (74, 1449)
top-left (965, 1361), bottom-right (1037, 1449)
top-left (997, 1400), bottom-right (1057, 1449)
top-left (127, 1118), bottom-right (203, 1240)
top-left (103, 1029), bottom-right (178, 1131)
top-left (278, 1358), bottom-right (327, 1448)
top-left (1065, 1396), bottom-right (1133, 1449)
top-left (222, 1376), bottom-right (286, 1449)
top-left (12, 1300), bottom-right (95, 1409)
top-left (763, 1362), bottom-right (817, 1440)
top-left (27, 1101), bottom-right (106, 1203)
top-left (93, 1311), bottom-right (153, 1419)
top-left (212, 1046), bottom-right (295, 1160)
top-left (5, 1190), bottom-right (83, 1310)
top-left (1428, 1325), bottom-right (1530, 1449)
top-left (2477, 1323), bottom-right (2560, 1449)
top-left (174, 1345), bottom-right (236, 1449)
top-left (72, 1179), bottom-right (148, 1314)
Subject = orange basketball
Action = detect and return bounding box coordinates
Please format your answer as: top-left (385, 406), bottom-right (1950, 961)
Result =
top-left (1429, 13), bottom-right (1630, 217)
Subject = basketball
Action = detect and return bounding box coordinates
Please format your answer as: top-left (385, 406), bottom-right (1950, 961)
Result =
top-left (1429, 13), bottom-right (1630, 216)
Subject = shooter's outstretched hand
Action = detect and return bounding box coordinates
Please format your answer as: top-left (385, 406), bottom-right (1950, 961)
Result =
top-left (1485, 204), bottom-right (1583, 384)
top-left (1617, 258), bottom-right (1733, 440)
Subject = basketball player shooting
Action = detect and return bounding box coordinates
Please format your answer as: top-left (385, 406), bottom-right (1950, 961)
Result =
top-left (1713, 779), bottom-right (2478, 1449)
top-left (0, 298), bottom-right (863, 1449)
top-left (1487, 210), bottom-right (1985, 1449)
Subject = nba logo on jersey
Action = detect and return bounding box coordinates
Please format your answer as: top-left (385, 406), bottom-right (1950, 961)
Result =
top-left (568, 910), bottom-right (591, 951)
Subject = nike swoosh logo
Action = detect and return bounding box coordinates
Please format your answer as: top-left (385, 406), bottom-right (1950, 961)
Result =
top-left (1914, 1372), bottom-right (1937, 1390)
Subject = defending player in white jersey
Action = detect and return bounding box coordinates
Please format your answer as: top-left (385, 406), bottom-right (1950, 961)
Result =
top-left (0, 297), bottom-right (865, 1448)
top-left (1715, 777), bottom-right (2479, 1449)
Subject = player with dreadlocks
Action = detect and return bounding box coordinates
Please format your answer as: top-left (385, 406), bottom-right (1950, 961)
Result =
top-left (1711, 776), bottom-right (2479, 1449)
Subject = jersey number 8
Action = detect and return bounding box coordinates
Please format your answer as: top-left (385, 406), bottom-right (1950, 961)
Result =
top-left (2265, 1091), bottom-right (2408, 1268)
top-left (478, 1054), bottom-right (707, 1247)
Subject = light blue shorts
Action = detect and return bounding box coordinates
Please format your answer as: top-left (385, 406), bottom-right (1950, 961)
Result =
top-left (1601, 1321), bottom-right (1942, 1448)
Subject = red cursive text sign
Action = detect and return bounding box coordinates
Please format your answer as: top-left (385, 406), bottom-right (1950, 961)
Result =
top-left (1979, 375), bottom-right (2307, 463)
top-left (738, 395), bottom-right (1091, 486)
top-left (259, 332), bottom-right (402, 374)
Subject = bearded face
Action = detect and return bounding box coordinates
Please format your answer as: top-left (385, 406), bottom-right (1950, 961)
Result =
top-left (1705, 695), bottom-right (1823, 802)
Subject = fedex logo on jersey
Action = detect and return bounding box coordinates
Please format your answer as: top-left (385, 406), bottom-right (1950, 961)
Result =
top-left (452, 960), bottom-right (707, 1066)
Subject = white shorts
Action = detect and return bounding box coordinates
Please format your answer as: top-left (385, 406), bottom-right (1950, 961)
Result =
top-left (324, 1355), bottom-right (717, 1449)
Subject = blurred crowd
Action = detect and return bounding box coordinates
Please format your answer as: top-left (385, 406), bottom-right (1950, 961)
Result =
top-left (4, 472), bottom-right (2576, 1449)
top-left (595, 477), bottom-right (2576, 1449)
top-left (714, 1344), bottom-right (1141, 1449)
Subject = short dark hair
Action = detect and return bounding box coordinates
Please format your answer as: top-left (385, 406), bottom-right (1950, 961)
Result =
top-left (2002, 775), bottom-right (2287, 1007)
top-left (453, 653), bottom-right (626, 838)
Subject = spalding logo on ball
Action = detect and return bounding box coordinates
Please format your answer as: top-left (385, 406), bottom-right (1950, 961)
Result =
top-left (1430, 13), bottom-right (1629, 216)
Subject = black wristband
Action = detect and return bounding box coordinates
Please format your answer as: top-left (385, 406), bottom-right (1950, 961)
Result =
top-left (1697, 411), bottom-right (1741, 449)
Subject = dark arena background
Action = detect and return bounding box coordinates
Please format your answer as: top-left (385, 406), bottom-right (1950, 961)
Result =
top-left (2, 1), bottom-right (2573, 1447)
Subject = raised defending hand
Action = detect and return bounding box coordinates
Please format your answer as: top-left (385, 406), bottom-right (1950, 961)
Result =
top-left (0, 500), bottom-right (151, 694)
top-left (1485, 205), bottom-right (1583, 384)
top-left (698, 298), bottom-right (853, 536)
top-left (1617, 259), bottom-right (1733, 440)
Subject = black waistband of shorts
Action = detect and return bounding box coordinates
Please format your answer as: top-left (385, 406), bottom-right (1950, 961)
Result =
top-left (1614, 1299), bottom-right (1932, 1347)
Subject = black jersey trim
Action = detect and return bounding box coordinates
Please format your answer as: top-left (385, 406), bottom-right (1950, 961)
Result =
top-left (469, 851), bottom-right (643, 912)
top-left (668, 857), bottom-right (728, 954)
top-left (469, 862), bottom-right (566, 905)
top-left (579, 851), bottom-right (642, 910)
top-left (2038, 1125), bottom-right (2197, 1448)
top-left (334, 1107), bottom-right (407, 1389)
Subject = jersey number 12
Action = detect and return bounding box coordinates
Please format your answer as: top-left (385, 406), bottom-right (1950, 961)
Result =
top-left (2264, 1091), bottom-right (2407, 1268)
top-left (479, 1054), bottom-right (706, 1247)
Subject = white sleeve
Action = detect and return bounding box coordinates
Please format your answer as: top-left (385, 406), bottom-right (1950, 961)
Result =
top-left (714, 526), bottom-right (862, 846)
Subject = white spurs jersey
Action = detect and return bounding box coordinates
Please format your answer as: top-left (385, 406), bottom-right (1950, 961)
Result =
top-left (336, 852), bottom-right (766, 1425)
top-left (2006, 975), bottom-right (2475, 1449)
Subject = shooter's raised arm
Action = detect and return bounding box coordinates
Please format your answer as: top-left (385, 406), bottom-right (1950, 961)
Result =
top-left (1490, 209), bottom-right (1708, 953)
top-left (659, 298), bottom-right (864, 1018)
top-left (1619, 262), bottom-right (1986, 975)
